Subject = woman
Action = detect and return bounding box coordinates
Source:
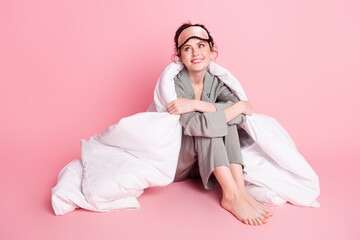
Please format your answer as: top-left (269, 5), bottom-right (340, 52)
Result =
top-left (166, 23), bottom-right (273, 226)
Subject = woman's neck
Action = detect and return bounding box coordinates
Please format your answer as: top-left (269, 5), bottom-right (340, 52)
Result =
top-left (188, 69), bottom-right (206, 85)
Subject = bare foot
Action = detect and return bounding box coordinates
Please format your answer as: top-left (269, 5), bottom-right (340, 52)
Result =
top-left (220, 194), bottom-right (268, 226)
top-left (240, 188), bottom-right (273, 218)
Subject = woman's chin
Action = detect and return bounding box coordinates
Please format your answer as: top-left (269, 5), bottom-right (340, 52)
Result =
top-left (187, 63), bottom-right (210, 73)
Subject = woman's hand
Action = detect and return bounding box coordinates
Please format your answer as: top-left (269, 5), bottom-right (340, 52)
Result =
top-left (241, 101), bottom-right (253, 116)
top-left (167, 98), bottom-right (196, 115)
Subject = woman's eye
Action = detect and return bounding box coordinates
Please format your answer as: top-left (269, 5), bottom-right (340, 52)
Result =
top-left (184, 47), bottom-right (190, 51)
top-left (199, 44), bottom-right (205, 48)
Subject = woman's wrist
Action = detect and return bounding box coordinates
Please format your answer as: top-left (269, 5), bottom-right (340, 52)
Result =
top-left (236, 101), bottom-right (245, 114)
top-left (194, 100), bottom-right (216, 113)
top-left (193, 100), bottom-right (199, 112)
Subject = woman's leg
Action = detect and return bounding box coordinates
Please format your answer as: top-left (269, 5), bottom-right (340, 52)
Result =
top-left (229, 163), bottom-right (273, 217)
top-left (223, 125), bottom-right (273, 217)
top-left (174, 134), bottom-right (197, 182)
top-left (194, 127), bottom-right (269, 226)
top-left (213, 166), bottom-right (267, 226)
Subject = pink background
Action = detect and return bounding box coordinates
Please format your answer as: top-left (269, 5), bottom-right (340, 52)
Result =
top-left (1, 0), bottom-right (359, 239)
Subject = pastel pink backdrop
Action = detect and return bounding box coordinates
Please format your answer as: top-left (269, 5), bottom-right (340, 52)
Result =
top-left (1, 0), bottom-right (359, 239)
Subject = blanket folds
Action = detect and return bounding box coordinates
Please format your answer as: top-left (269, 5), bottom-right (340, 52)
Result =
top-left (51, 61), bottom-right (320, 215)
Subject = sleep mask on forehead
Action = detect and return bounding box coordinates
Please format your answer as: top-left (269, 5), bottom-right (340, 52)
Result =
top-left (177, 26), bottom-right (212, 50)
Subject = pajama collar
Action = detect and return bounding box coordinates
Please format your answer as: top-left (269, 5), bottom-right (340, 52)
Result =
top-left (176, 67), bottom-right (214, 102)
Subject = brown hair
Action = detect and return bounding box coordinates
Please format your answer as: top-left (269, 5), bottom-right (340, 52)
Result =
top-left (172, 22), bottom-right (218, 60)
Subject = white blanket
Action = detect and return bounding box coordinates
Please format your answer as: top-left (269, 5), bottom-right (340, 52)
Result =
top-left (51, 61), bottom-right (320, 215)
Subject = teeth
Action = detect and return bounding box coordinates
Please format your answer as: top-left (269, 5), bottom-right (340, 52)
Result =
top-left (192, 59), bottom-right (202, 63)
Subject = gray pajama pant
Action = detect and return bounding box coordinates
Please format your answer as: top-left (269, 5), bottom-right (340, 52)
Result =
top-left (174, 124), bottom-right (244, 190)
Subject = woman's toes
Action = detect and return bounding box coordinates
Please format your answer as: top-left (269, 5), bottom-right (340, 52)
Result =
top-left (255, 218), bottom-right (263, 226)
top-left (259, 215), bottom-right (268, 223)
top-left (265, 207), bottom-right (273, 216)
top-left (261, 211), bottom-right (271, 218)
top-left (251, 219), bottom-right (257, 226)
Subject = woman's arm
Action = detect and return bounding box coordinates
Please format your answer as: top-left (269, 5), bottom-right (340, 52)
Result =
top-left (223, 101), bottom-right (253, 123)
top-left (215, 79), bottom-right (252, 123)
top-left (167, 98), bottom-right (216, 114)
top-left (167, 99), bottom-right (252, 138)
top-left (167, 98), bottom-right (252, 120)
top-left (169, 79), bottom-right (251, 138)
top-left (168, 76), bottom-right (252, 115)
top-left (170, 83), bottom-right (229, 138)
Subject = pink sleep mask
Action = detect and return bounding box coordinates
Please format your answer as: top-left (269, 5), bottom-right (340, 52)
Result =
top-left (177, 26), bottom-right (211, 50)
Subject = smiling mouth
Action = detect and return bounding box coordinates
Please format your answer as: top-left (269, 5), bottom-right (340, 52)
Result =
top-left (191, 58), bottom-right (204, 64)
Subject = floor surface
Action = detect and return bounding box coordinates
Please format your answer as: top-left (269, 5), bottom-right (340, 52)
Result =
top-left (1, 149), bottom-right (359, 240)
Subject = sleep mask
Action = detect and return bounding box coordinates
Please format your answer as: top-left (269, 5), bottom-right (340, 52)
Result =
top-left (177, 26), bottom-right (212, 50)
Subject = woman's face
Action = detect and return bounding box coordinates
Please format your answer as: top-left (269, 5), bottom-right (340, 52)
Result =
top-left (179, 38), bottom-right (213, 74)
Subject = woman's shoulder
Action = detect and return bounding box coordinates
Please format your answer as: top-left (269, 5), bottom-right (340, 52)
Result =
top-left (174, 67), bottom-right (188, 81)
top-left (206, 70), bottom-right (225, 87)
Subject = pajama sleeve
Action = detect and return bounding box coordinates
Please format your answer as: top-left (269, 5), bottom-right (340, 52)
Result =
top-left (174, 81), bottom-right (229, 138)
top-left (214, 79), bottom-right (246, 126)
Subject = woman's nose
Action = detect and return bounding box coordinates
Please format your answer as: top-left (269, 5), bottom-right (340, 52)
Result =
top-left (192, 48), bottom-right (200, 56)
